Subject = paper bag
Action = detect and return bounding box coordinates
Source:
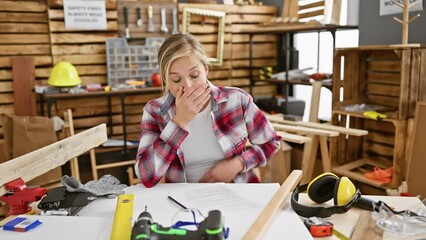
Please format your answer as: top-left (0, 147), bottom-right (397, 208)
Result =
top-left (0, 114), bottom-right (62, 186)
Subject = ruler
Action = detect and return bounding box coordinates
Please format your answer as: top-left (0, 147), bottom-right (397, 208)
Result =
top-left (110, 194), bottom-right (134, 240)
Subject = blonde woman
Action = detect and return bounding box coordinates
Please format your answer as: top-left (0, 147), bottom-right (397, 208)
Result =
top-left (135, 34), bottom-right (280, 187)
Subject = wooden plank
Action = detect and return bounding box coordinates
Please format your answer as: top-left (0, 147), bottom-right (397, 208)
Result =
top-left (344, 51), bottom-right (360, 102)
top-left (368, 95), bottom-right (399, 108)
top-left (229, 14), bottom-right (274, 24)
top-left (0, 1), bottom-right (47, 12)
top-left (419, 49), bottom-right (426, 102)
top-left (351, 211), bottom-right (383, 240)
top-left (276, 131), bottom-right (311, 144)
top-left (48, 0), bottom-right (117, 9)
top-left (52, 44), bottom-right (105, 55)
top-left (0, 82), bottom-right (12, 92)
top-left (399, 50), bottom-right (411, 119)
top-left (190, 33), bottom-right (232, 44)
top-left (0, 23), bottom-right (49, 33)
top-left (366, 72), bottom-right (401, 85)
top-left (364, 141), bottom-right (394, 157)
top-left (232, 58), bottom-right (276, 68)
top-left (409, 49), bottom-right (421, 118)
top-left (271, 123), bottom-right (339, 137)
top-left (35, 65), bottom-right (107, 78)
top-left (231, 49), bottom-right (276, 60)
top-left (0, 44), bottom-right (51, 55)
top-left (178, 4), bottom-right (277, 15)
top-left (299, 1), bottom-right (325, 11)
top-left (0, 12), bottom-right (47, 23)
top-left (53, 54), bottom-right (106, 65)
top-left (367, 83), bottom-right (400, 97)
top-left (0, 124), bottom-right (107, 196)
top-left (368, 60), bottom-right (401, 72)
top-left (298, 9), bottom-right (324, 20)
top-left (406, 102), bottom-right (426, 198)
top-left (231, 34), bottom-right (277, 43)
top-left (243, 170), bottom-right (302, 240)
top-left (392, 120), bottom-right (407, 186)
top-left (12, 57), bottom-right (36, 116)
top-left (49, 20), bottom-right (118, 32)
top-left (364, 119), bottom-right (395, 133)
top-left (208, 69), bottom-right (231, 79)
top-left (0, 34), bottom-right (50, 44)
top-left (366, 131), bottom-right (394, 145)
top-left (266, 113), bottom-right (368, 136)
top-left (0, 104), bottom-right (14, 115)
top-left (50, 32), bottom-right (118, 44)
top-left (0, 70), bottom-right (12, 80)
top-left (79, 75), bottom-right (108, 85)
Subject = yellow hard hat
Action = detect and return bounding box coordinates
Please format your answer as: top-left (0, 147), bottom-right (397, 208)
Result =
top-left (48, 61), bottom-right (81, 87)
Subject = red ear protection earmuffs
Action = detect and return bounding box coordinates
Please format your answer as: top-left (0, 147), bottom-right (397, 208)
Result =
top-left (291, 173), bottom-right (366, 218)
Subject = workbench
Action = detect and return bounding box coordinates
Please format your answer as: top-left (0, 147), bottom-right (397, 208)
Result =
top-left (37, 87), bottom-right (162, 150)
top-left (0, 183), bottom-right (424, 240)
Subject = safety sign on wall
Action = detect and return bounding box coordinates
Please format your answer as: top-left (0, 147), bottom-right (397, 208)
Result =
top-left (380, 0), bottom-right (423, 16)
top-left (63, 0), bottom-right (107, 30)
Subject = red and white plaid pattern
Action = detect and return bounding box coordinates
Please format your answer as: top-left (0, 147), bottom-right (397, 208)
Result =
top-left (135, 84), bottom-right (281, 187)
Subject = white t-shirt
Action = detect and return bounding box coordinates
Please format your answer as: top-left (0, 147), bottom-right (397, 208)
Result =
top-left (182, 102), bottom-right (225, 182)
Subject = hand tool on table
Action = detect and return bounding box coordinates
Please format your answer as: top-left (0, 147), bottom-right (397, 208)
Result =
top-left (363, 111), bottom-right (387, 120)
top-left (110, 194), bottom-right (134, 240)
top-left (160, 8), bottom-right (169, 34)
top-left (172, 7), bottom-right (179, 35)
top-left (0, 178), bottom-right (47, 215)
top-left (131, 206), bottom-right (226, 240)
top-left (147, 5), bottom-right (155, 32)
top-left (136, 7), bottom-right (143, 27)
top-left (304, 217), bottom-right (349, 240)
top-left (123, 6), bottom-right (130, 39)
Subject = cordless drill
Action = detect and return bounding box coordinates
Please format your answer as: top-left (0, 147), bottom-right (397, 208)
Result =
top-left (131, 207), bottom-right (225, 240)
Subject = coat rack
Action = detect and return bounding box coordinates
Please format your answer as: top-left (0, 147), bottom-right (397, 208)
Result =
top-left (392, 0), bottom-right (421, 44)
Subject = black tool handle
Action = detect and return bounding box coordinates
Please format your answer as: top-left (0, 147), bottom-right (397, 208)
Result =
top-left (137, 7), bottom-right (141, 22)
top-left (124, 6), bottom-right (129, 28)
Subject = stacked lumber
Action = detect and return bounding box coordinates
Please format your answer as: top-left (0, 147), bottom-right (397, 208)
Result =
top-left (0, 0), bottom-right (52, 138)
top-left (178, 3), bottom-right (278, 97)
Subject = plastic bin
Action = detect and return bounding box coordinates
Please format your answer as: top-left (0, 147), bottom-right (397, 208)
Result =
top-left (106, 37), bottom-right (164, 88)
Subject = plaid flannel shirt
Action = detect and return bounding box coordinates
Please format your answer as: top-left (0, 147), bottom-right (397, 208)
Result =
top-left (135, 83), bottom-right (281, 188)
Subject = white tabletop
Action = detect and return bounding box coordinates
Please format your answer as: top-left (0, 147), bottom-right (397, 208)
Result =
top-left (1, 183), bottom-right (425, 240)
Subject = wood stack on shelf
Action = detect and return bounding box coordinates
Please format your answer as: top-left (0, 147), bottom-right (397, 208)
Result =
top-left (178, 3), bottom-right (278, 97)
top-left (331, 45), bottom-right (426, 190)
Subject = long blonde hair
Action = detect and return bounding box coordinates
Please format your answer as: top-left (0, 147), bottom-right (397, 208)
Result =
top-left (157, 34), bottom-right (209, 93)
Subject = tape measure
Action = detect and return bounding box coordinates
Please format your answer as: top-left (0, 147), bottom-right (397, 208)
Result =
top-left (304, 217), bottom-right (349, 240)
top-left (110, 194), bottom-right (134, 240)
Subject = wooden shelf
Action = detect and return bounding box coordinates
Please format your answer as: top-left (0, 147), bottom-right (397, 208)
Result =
top-left (332, 109), bottom-right (399, 123)
top-left (253, 78), bottom-right (333, 89)
top-left (332, 159), bottom-right (394, 189)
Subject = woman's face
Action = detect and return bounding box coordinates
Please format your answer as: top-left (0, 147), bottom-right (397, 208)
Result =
top-left (167, 55), bottom-right (209, 97)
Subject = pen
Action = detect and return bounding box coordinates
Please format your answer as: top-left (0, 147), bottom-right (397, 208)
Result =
top-left (168, 196), bottom-right (188, 209)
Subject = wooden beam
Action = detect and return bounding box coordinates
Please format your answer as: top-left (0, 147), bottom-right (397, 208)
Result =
top-left (276, 131), bottom-right (311, 144)
top-left (0, 124), bottom-right (107, 196)
top-left (12, 57), bottom-right (36, 116)
top-left (243, 170), bottom-right (302, 239)
top-left (271, 123), bottom-right (339, 137)
top-left (266, 114), bottom-right (368, 136)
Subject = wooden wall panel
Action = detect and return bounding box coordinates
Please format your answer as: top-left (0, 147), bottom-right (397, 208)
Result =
top-left (0, 0), bottom-right (52, 139)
